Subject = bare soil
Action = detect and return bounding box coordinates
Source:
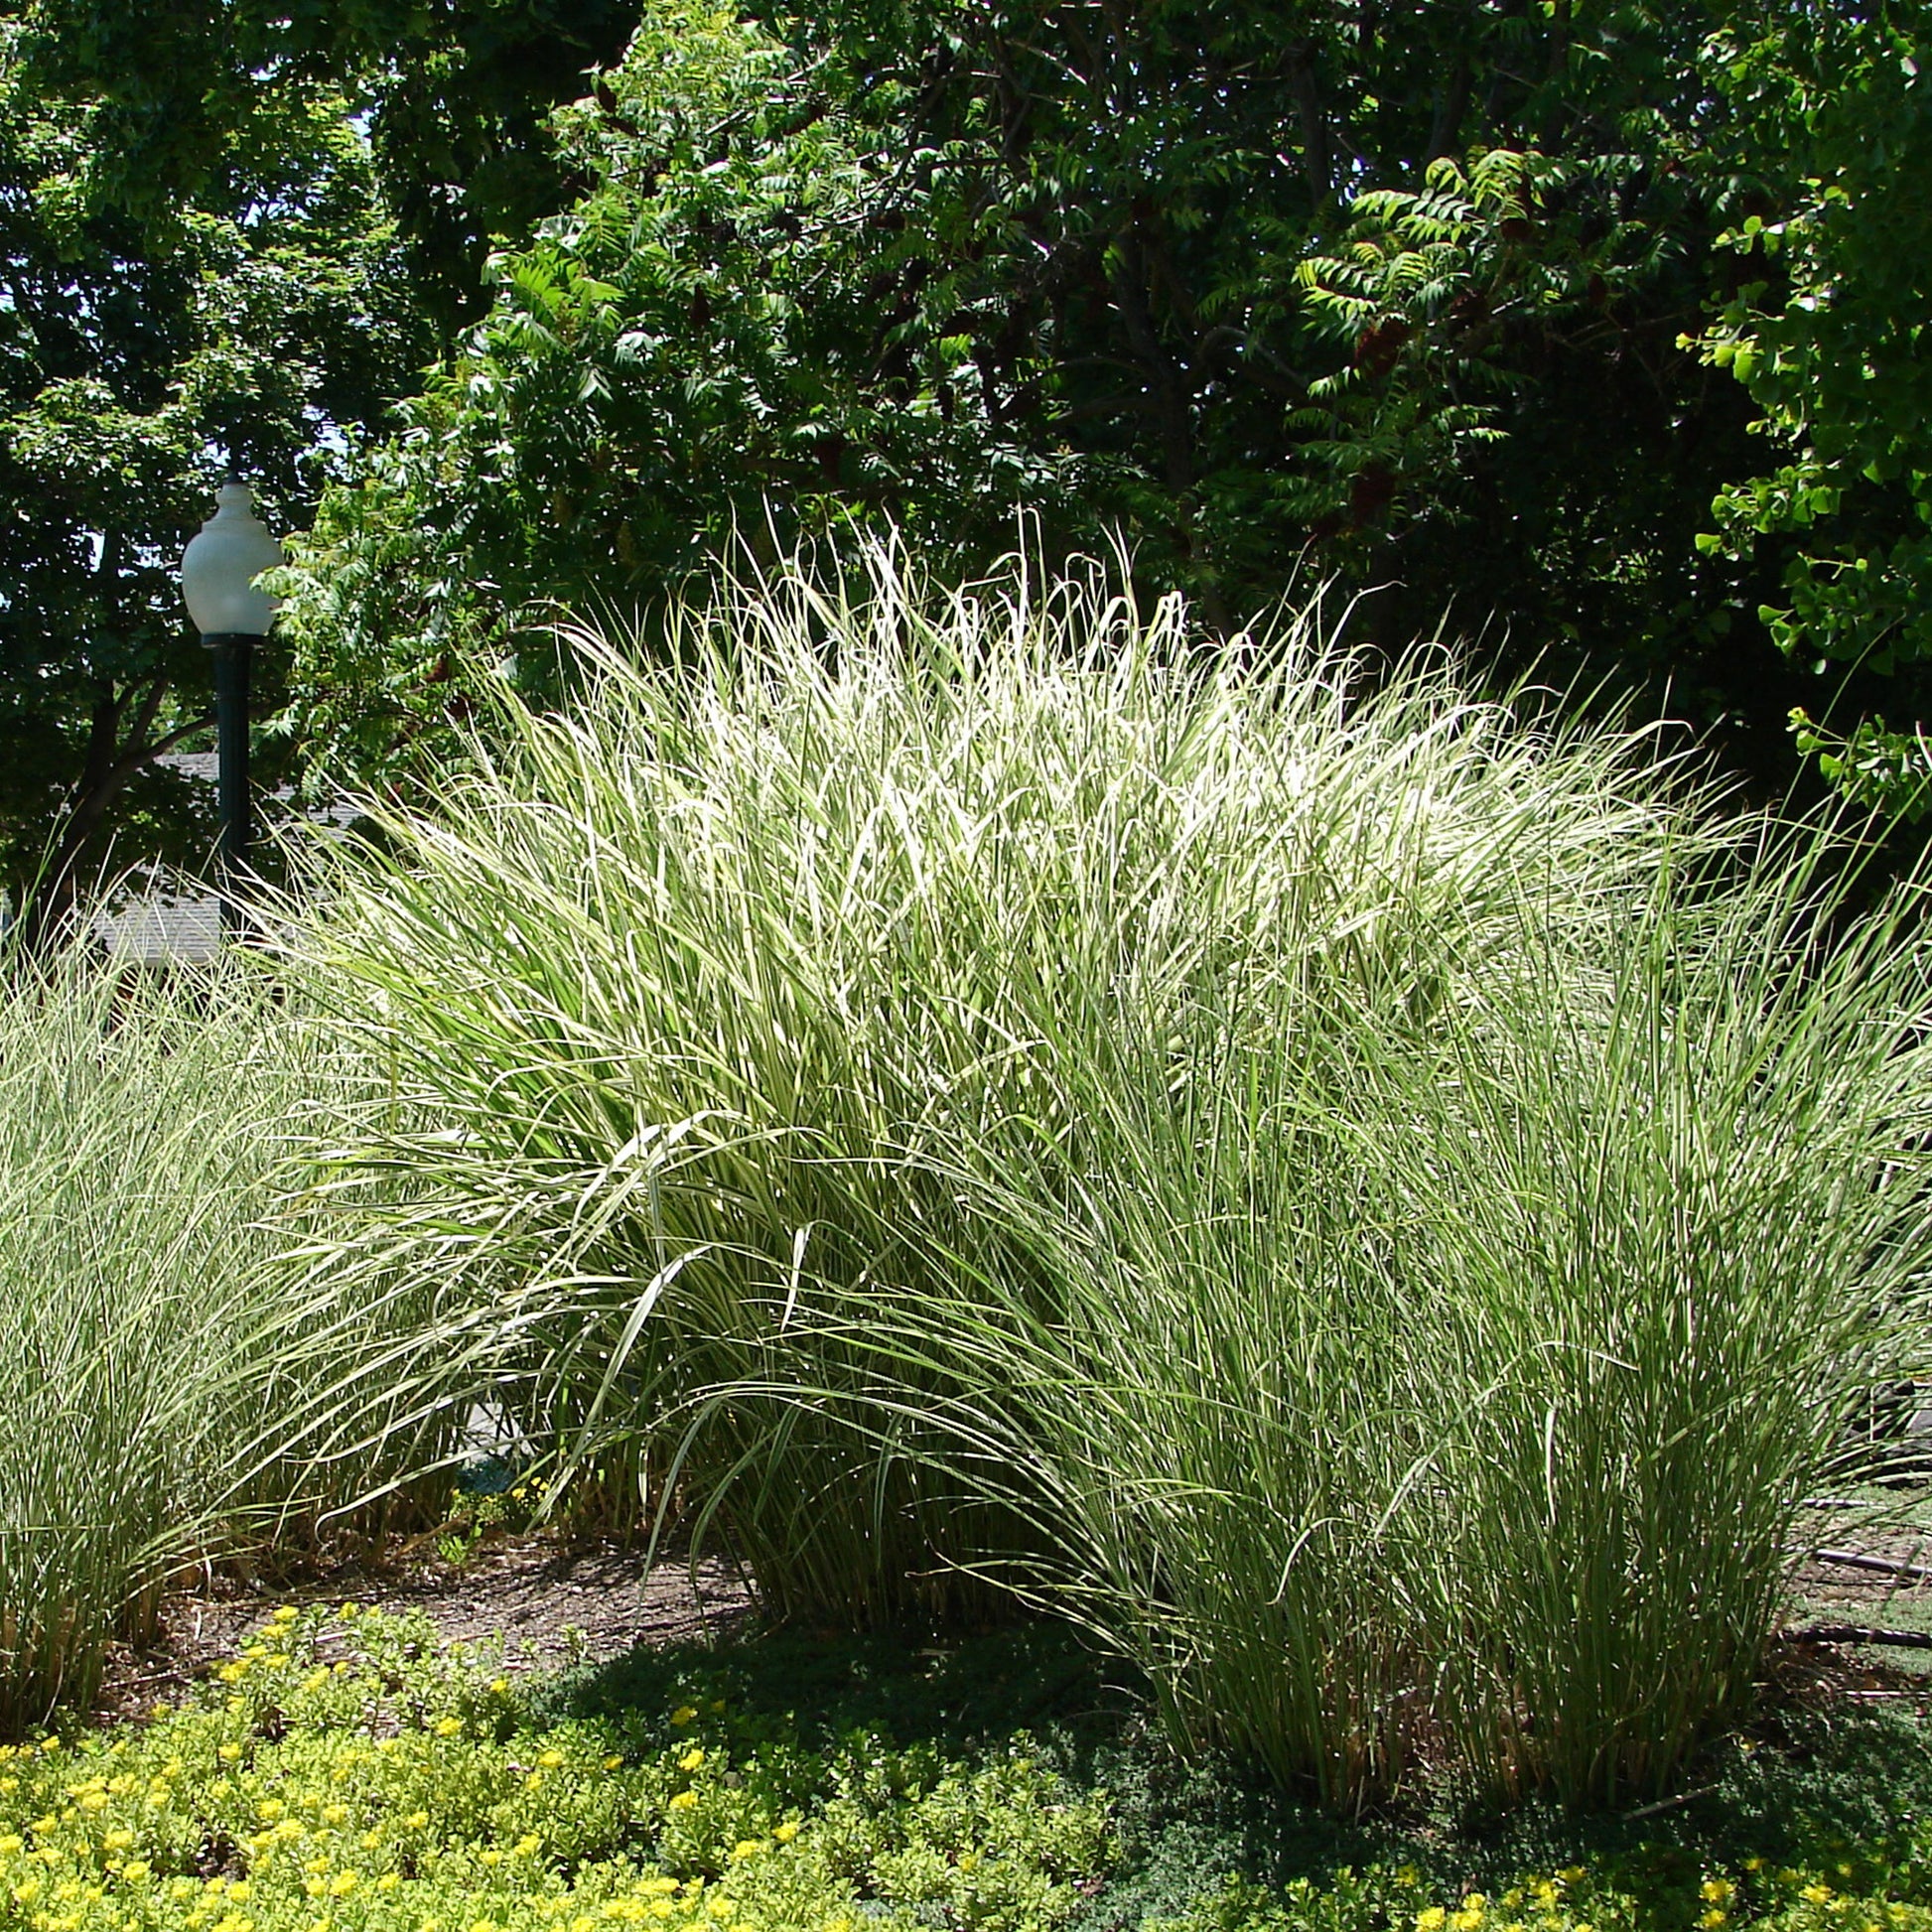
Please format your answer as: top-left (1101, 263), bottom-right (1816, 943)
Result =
top-left (87, 1490), bottom-right (1932, 1732)
top-left (1770, 1499), bottom-right (1932, 1712)
top-left (92, 1534), bottom-right (757, 1727)
top-left (1787, 1502), bottom-right (1932, 1632)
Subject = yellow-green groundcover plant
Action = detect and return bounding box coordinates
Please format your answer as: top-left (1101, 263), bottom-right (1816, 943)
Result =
top-left (0, 1606), bottom-right (1107, 1932)
top-left (8, 1608), bottom-right (1932, 1932)
top-left (1168, 1870), bottom-right (1932, 1932)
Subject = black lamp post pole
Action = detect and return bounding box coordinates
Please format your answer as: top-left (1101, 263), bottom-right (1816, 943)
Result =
top-left (205, 630), bottom-right (257, 930)
top-left (183, 479), bottom-right (281, 942)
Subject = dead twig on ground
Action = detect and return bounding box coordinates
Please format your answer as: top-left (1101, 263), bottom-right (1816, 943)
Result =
top-left (1786, 1623), bottom-right (1932, 1649)
top-left (1806, 1548), bottom-right (1932, 1584)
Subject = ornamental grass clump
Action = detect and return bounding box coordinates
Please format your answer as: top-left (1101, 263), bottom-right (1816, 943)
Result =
top-left (1351, 843), bottom-right (1932, 1807)
top-left (267, 538), bottom-right (1919, 1816)
top-left (0, 944), bottom-right (301, 1730)
top-left (831, 808), bottom-right (1932, 1812)
top-left (273, 541), bottom-right (1691, 1626)
top-left (0, 938), bottom-right (454, 1735)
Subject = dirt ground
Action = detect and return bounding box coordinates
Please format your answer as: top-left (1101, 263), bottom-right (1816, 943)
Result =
top-left (1778, 1494), bottom-right (1932, 1706)
top-left (86, 1489), bottom-right (1932, 1730)
top-left (92, 1534), bottom-right (757, 1727)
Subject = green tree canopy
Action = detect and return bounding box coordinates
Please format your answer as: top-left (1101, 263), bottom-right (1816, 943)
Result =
top-left (0, 0), bottom-right (654, 930)
top-left (276, 0), bottom-right (1071, 776)
top-left (282, 0), bottom-right (1866, 796)
top-left (17, 0), bottom-right (639, 340)
top-left (13, 0), bottom-right (1928, 848)
top-left (1692, 0), bottom-right (1932, 812)
top-left (0, 13), bottom-right (429, 929)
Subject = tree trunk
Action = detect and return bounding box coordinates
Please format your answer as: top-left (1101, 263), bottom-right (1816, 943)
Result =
top-left (13, 678), bottom-right (212, 957)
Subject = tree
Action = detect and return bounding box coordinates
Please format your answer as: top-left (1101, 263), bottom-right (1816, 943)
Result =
top-left (285, 0), bottom-right (1860, 797)
top-left (0, 14), bottom-right (429, 932)
top-left (1690, 0), bottom-right (1932, 813)
top-left (276, 0), bottom-right (1082, 780)
top-left (0, 0), bottom-right (665, 934)
top-left (16, 0), bottom-right (641, 343)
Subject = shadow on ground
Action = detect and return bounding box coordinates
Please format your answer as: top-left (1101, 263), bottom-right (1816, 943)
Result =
top-left (520, 1607), bottom-right (1932, 1931)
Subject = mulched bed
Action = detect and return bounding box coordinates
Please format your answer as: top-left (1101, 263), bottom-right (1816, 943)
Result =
top-left (92, 1534), bottom-right (757, 1726)
top-left (86, 1486), bottom-right (1932, 1732)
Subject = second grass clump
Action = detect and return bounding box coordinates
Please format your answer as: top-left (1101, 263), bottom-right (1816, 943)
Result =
top-left (279, 542), bottom-right (1932, 1813)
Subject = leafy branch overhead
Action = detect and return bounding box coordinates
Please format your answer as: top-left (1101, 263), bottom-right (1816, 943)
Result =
top-left (274, 0), bottom-right (1080, 784)
top-left (1690, 4), bottom-right (1932, 814)
top-left (281, 0), bottom-right (1846, 802)
top-left (8, 0), bottom-right (1932, 879)
top-left (1290, 146), bottom-right (1686, 543)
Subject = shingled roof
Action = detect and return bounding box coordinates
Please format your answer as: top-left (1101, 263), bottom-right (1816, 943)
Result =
top-left (89, 752), bottom-right (353, 962)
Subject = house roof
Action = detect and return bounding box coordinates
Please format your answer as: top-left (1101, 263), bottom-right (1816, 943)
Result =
top-left (90, 752), bottom-right (354, 962)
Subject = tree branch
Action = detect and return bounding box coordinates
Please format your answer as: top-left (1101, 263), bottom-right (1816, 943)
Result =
top-left (1287, 43), bottom-right (1332, 208)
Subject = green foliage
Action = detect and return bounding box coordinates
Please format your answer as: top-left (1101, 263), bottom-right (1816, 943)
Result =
top-left (0, 0), bottom-right (681, 928)
top-left (741, 0), bottom-right (1752, 635)
top-left (272, 549), bottom-right (1932, 1810)
top-left (17, 0), bottom-right (1924, 825)
top-left (1293, 143), bottom-right (1704, 556)
top-left (0, 1604), bottom-right (1113, 1929)
top-left (24, 1603), bottom-right (1932, 1932)
top-left (272, 0), bottom-right (1075, 784)
top-left (282, 0), bottom-right (1832, 797)
top-left (0, 16), bottom-right (430, 928)
top-left (1693, 2), bottom-right (1932, 812)
top-left (433, 1475), bottom-right (543, 1568)
top-left (804, 790), bottom-right (1932, 1812)
top-left (13, 0), bottom-right (640, 342)
top-left (0, 936), bottom-right (475, 1733)
top-left (528, 1621), bottom-right (1118, 1762)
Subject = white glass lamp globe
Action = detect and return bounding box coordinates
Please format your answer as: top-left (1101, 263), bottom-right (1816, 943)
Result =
top-left (180, 483), bottom-right (284, 636)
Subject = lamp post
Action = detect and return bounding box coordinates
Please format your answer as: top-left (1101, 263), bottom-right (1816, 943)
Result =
top-left (180, 482), bottom-right (283, 930)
